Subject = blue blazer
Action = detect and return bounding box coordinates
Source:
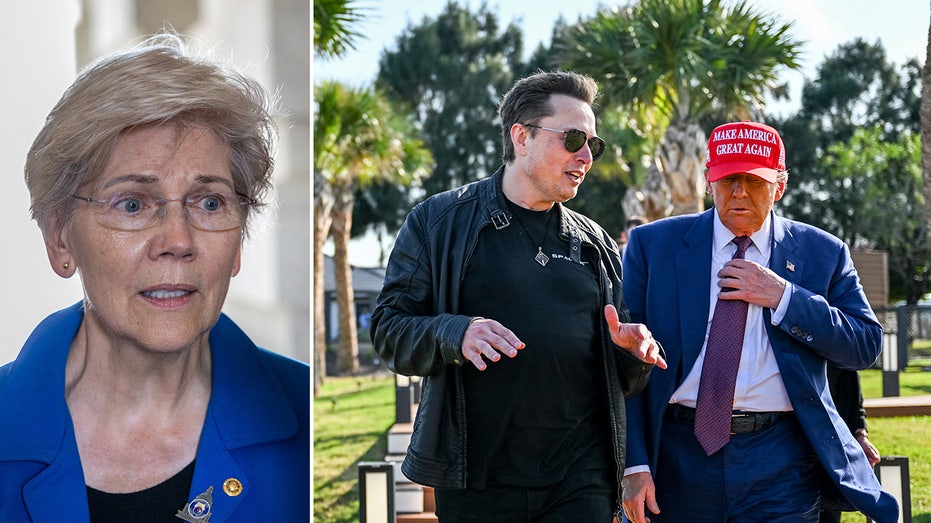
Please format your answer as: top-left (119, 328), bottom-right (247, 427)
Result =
top-left (622, 210), bottom-right (897, 523)
top-left (0, 303), bottom-right (309, 522)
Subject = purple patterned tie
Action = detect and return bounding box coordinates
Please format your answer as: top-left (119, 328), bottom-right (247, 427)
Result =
top-left (694, 235), bottom-right (752, 455)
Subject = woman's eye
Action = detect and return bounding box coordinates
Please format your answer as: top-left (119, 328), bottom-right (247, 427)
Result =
top-left (198, 195), bottom-right (224, 212)
top-left (113, 196), bottom-right (145, 213)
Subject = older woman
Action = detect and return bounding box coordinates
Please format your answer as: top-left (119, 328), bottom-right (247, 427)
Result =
top-left (0, 34), bottom-right (309, 522)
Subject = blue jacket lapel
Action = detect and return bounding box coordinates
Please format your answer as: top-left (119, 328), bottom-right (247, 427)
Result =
top-left (768, 213), bottom-right (802, 284)
top-left (676, 210), bottom-right (714, 376)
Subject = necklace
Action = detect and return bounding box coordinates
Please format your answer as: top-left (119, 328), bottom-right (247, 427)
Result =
top-left (510, 206), bottom-right (555, 267)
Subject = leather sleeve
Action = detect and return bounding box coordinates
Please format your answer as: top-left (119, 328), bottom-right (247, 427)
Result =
top-left (370, 203), bottom-right (472, 377)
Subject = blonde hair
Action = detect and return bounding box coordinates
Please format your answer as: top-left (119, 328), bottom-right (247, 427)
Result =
top-left (25, 32), bottom-right (276, 237)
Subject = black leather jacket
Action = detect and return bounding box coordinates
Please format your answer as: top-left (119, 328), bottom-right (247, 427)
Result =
top-left (371, 166), bottom-right (654, 511)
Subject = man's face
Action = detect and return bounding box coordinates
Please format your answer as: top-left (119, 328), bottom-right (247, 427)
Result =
top-left (510, 94), bottom-right (598, 209)
top-left (708, 173), bottom-right (786, 236)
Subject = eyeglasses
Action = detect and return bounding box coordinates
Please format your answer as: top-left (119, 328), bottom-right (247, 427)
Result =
top-left (523, 124), bottom-right (606, 162)
top-left (72, 190), bottom-right (256, 232)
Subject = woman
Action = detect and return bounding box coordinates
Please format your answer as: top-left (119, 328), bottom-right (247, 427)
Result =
top-left (0, 34), bottom-right (309, 522)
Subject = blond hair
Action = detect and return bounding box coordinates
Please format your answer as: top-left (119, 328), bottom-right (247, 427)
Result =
top-left (25, 32), bottom-right (277, 237)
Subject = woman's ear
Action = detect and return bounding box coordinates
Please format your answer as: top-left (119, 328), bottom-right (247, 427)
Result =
top-left (43, 214), bottom-right (76, 278)
top-left (231, 247), bottom-right (241, 277)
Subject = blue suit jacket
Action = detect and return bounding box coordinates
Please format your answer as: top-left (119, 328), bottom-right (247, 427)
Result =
top-left (0, 303), bottom-right (309, 522)
top-left (622, 210), bottom-right (897, 523)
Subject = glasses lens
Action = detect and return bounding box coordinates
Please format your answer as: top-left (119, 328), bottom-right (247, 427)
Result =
top-left (88, 191), bottom-right (250, 231)
top-left (589, 137), bottom-right (606, 161)
top-left (563, 129), bottom-right (587, 153)
top-left (187, 193), bottom-right (248, 231)
top-left (564, 129), bottom-right (606, 162)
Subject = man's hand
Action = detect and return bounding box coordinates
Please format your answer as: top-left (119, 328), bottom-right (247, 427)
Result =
top-left (604, 305), bottom-right (667, 369)
top-left (460, 318), bottom-right (525, 371)
top-left (716, 259), bottom-right (787, 309)
top-left (856, 431), bottom-right (881, 466)
top-left (622, 472), bottom-right (661, 523)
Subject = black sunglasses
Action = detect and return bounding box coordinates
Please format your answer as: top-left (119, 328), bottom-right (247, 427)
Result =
top-left (523, 124), bottom-right (606, 162)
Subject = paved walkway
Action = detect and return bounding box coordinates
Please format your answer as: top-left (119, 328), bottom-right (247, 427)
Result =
top-left (864, 394), bottom-right (931, 417)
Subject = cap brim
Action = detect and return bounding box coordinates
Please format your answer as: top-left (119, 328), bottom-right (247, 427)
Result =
top-left (706, 161), bottom-right (778, 183)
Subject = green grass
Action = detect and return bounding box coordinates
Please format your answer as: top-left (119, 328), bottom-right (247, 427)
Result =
top-left (312, 372), bottom-right (931, 522)
top-left (860, 367), bottom-right (931, 398)
top-left (313, 373), bottom-right (395, 523)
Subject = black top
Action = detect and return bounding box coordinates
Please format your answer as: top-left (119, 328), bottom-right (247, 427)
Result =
top-left (87, 460), bottom-right (195, 523)
top-left (459, 200), bottom-right (611, 488)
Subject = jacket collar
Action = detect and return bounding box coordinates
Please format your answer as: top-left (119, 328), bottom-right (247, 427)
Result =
top-left (0, 303), bottom-right (296, 462)
top-left (0, 302), bottom-right (297, 522)
top-left (0, 303), bottom-right (80, 462)
top-left (479, 165), bottom-right (598, 263)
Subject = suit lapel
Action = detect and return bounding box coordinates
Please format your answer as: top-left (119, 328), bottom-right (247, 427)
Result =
top-left (184, 410), bottom-right (247, 521)
top-left (676, 210), bottom-right (714, 376)
top-left (22, 421), bottom-right (91, 523)
top-left (768, 213), bottom-right (802, 284)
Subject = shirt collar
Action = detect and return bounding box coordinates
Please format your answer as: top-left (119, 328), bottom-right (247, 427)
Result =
top-left (712, 208), bottom-right (772, 259)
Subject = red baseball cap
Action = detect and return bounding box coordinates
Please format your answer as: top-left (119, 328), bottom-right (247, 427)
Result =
top-left (705, 121), bottom-right (786, 183)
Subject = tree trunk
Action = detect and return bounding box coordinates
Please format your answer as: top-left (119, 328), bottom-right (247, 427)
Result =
top-left (312, 171), bottom-right (333, 397)
top-left (331, 186), bottom-right (360, 375)
top-left (922, 11), bottom-right (931, 246)
top-left (622, 120), bottom-right (707, 222)
top-left (659, 120), bottom-right (707, 216)
top-left (622, 158), bottom-right (673, 223)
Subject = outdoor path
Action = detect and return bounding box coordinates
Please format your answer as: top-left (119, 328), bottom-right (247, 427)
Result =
top-left (864, 395), bottom-right (931, 417)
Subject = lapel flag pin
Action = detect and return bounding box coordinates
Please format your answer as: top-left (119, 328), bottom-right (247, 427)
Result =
top-left (786, 261), bottom-right (795, 272)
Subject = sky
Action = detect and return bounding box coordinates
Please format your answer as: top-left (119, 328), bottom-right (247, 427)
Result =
top-left (314, 0), bottom-right (930, 266)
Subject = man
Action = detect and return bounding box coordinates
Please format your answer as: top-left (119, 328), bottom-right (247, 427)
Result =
top-left (619, 215), bottom-right (647, 258)
top-left (620, 120), bottom-right (898, 523)
top-left (371, 71), bottom-right (666, 522)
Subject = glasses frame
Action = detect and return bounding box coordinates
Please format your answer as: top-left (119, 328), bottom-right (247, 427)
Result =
top-left (71, 192), bottom-right (256, 232)
top-left (522, 124), bottom-right (606, 162)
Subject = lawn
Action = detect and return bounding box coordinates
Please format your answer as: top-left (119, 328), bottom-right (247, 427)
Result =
top-left (313, 369), bottom-right (931, 523)
top-left (313, 373), bottom-right (394, 523)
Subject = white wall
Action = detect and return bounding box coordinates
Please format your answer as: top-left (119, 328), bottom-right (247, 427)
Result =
top-left (0, 0), bottom-right (309, 365)
top-left (0, 2), bottom-right (85, 365)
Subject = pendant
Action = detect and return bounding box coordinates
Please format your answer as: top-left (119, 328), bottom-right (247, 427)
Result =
top-left (534, 247), bottom-right (549, 267)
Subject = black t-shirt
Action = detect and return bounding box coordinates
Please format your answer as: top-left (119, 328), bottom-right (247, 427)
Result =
top-left (459, 200), bottom-right (611, 488)
top-left (86, 460), bottom-right (195, 523)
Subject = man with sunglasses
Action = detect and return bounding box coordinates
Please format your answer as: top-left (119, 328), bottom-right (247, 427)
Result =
top-left (372, 71), bottom-right (665, 522)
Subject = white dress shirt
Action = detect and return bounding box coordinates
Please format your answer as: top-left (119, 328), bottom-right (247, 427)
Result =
top-left (669, 210), bottom-right (793, 411)
top-left (624, 211), bottom-right (797, 478)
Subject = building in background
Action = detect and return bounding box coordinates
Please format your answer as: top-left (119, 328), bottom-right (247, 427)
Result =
top-left (0, 0), bottom-right (309, 364)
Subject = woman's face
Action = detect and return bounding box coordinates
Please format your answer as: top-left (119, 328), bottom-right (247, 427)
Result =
top-left (52, 124), bottom-right (243, 353)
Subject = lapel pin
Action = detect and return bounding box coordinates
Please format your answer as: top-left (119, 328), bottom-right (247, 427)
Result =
top-left (223, 478), bottom-right (243, 497)
top-left (177, 486), bottom-right (214, 522)
top-left (786, 261), bottom-right (795, 272)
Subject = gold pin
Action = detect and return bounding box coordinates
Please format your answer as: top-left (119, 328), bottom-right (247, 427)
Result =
top-left (786, 261), bottom-right (795, 272)
top-left (223, 478), bottom-right (243, 497)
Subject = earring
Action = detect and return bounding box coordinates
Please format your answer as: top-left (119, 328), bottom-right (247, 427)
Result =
top-left (63, 262), bottom-right (70, 270)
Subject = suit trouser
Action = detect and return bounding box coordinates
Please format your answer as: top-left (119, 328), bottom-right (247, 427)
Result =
top-left (651, 408), bottom-right (821, 523)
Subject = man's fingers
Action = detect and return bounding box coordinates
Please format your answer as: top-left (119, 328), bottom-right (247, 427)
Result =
top-left (604, 304), bottom-right (620, 326)
top-left (462, 319), bottom-right (525, 370)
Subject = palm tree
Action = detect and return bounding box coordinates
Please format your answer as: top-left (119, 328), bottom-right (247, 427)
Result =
top-left (313, 0), bottom-right (367, 60)
top-left (313, 0), bottom-right (371, 395)
top-left (313, 81), bottom-right (431, 389)
top-left (558, 0), bottom-right (802, 221)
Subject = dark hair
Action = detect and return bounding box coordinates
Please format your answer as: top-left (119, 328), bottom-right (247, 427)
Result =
top-left (497, 71), bottom-right (598, 163)
top-left (625, 215), bottom-right (647, 229)
top-left (25, 32), bottom-right (277, 238)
